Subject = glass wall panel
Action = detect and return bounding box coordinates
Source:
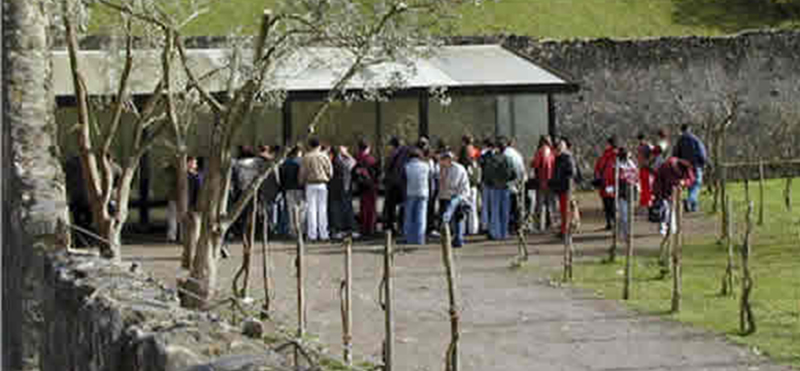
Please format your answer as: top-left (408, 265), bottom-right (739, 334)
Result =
top-left (290, 100), bottom-right (377, 151)
top-left (511, 94), bottom-right (549, 161)
top-left (430, 95), bottom-right (496, 151)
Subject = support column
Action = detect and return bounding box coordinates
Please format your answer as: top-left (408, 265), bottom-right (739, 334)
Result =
top-left (418, 91), bottom-right (429, 138)
top-left (283, 100), bottom-right (293, 146)
top-left (547, 94), bottom-right (557, 137)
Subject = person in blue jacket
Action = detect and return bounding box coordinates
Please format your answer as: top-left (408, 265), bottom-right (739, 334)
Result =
top-left (672, 124), bottom-right (708, 213)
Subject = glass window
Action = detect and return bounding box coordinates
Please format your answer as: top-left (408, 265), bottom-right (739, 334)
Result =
top-left (429, 95), bottom-right (496, 152)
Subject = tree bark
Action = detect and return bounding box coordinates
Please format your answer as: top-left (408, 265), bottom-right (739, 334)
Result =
top-left (758, 160), bottom-right (765, 226)
top-left (383, 231), bottom-right (395, 371)
top-left (721, 196), bottom-right (734, 296)
top-left (3, 1), bottom-right (71, 369)
top-left (740, 202), bottom-right (756, 335)
top-left (441, 225), bottom-right (460, 371)
top-left (623, 187), bottom-right (634, 300)
top-left (341, 237), bottom-right (353, 366)
top-left (785, 178), bottom-right (793, 212)
top-left (671, 189), bottom-right (683, 313)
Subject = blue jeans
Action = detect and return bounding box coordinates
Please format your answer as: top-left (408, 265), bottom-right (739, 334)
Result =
top-left (481, 186), bottom-right (492, 229)
top-left (489, 188), bottom-right (511, 240)
top-left (442, 196), bottom-right (466, 247)
top-left (404, 197), bottom-right (428, 245)
top-left (687, 166), bottom-right (703, 212)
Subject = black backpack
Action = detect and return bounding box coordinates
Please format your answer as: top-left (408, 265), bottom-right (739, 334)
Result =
top-left (648, 199), bottom-right (668, 223)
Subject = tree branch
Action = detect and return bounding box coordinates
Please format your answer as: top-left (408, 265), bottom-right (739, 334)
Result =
top-left (102, 18), bottom-right (135, 156)
top-left (96, 0), bottom-right (169, 29)
top-left (176, 38), bottom-right (226, 114)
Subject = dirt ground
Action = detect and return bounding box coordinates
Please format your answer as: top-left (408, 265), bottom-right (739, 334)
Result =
top-left (124, 194), bottom-right (790, 371)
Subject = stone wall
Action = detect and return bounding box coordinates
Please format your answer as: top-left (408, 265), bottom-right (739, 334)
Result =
top-left (492, 31), bottom-right (800, 170)
top-left (41, 251), bottom-right (290, 371)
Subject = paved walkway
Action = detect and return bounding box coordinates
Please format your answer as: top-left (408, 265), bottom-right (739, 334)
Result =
top-left (126, 201), bottom-right (789, 371)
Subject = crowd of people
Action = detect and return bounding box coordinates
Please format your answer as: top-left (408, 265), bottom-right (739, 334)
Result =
top-left (162, 123), bottom-right (707, 249)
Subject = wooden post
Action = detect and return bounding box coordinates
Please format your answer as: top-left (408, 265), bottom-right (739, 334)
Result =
top-left (233, 193), bottom-right (257, 297)
top-left (294, 207), bottom-right (305, 367)
top-left (341, 237), bottom-right (353, 366)
top-left (261, 207), bottom-right (271, 317)
top-left (740, 202), bottom-right (756, 335)
top-left (609, 158), bottom-right (620, 262)
top-left (563, 190), bottom-right (574, 282)
top-left (383, 231), bottom-right (394, 371)
top-left (744, 178), bottom-right (751, 206)
top-left (785, 178), bottom-right (793, 212)
top-left (721, 195), bottom-right (734, 296)
top-left (623, 187), bottom-right (635, 300)
top-left (720, 164), bottom-right (729, 243)
top-left (671, 188), bottom-right (683, 313)
top-left (658, 197), bottom-right (674, 279)
top-left (758, 160), bottom-right (765, 226)
top-left (441, 225), bottom-right (460, 371)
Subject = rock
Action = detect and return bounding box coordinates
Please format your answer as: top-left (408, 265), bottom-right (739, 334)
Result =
top-left (165, 345), bottom-right (203, 371)
top-left (241, 318), bottom-right (264, 339)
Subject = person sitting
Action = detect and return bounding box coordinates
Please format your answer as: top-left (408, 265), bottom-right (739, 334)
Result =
top-left (438, 151), bottom-right (472, 248)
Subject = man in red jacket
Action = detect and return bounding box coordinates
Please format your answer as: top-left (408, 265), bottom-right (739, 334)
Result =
top-left (594, 136), bottom-right (618, 230)
top-left (531, 136), bottom-right (555, 231)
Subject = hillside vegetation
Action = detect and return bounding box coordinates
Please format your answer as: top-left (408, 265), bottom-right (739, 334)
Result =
top-left (90, 0), bottom-right (799, 39)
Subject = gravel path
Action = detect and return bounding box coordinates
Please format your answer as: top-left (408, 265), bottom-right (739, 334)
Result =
top-left (125, 198), bottom-right (790, 371)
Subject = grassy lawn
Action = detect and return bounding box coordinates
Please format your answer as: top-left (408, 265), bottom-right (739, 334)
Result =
top-left (565, 178), bottom-right (800, 367)
top-left (88, 0), bottom-right (800, 39)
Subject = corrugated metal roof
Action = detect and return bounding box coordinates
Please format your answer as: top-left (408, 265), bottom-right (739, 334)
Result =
top-left (51, 45), bottom-right (575, 98)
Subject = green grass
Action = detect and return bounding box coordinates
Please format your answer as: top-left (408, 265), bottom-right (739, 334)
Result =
top-left (88, 0), bottom-right (800, 39)
top-left (564, 179), bottom-right (800, 367)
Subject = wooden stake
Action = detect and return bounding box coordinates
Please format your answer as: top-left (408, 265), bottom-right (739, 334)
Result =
top-left (720, 165), bottom-right (729, 243)
top-left (441, 225), bottom-right (460, 371)
top-left (785, 178), bottom-right (793, 212)
top-left (658, 198), bottom-right (674, 278)
top-left (233, 194), bottom-right (257, 298)
top-left (563, 191), bottom-right (574, 282)
top-left (758, 160), bottom-right (765, 226)
top-left (721, 196), bottom-right (734, 297)
top-left (261, 206), bottom-right (271, 317)
top-left (294, 207), bottom-right (305, 367)
top-left (671, 189), bottom-right (683, 313)
top-left (740, 202), bottom-right (756, 335)
top-left (341, 237), bottom-right (353, 366)
top-left (623, 188), bottom-right (635, 300)
top-left (383, 231), bottom-right (394, 371)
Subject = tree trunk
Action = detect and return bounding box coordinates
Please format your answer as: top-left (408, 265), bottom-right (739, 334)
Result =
top-left (721, 196), bottom-right (734, 296)
top-left (623, 188), bottom-right (634, 300)
top-left (3, 1), bottom-right (71, 369)
top-left (609, 159), bottom-right (619, 262)
top-left (758, 160), bottom-right (765, 226)
top-left (671, 189), bottom-right (683, 313)
top-left (785, 178), bottom-right (793, 212)
top-left (740, 202), bottom-right (756, 335)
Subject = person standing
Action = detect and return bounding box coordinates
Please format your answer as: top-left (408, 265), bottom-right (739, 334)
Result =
top-left (504, 137), bottom-right (528, 233)
top-left (281, 146), bottom-right (305, 238)
top-left (550, 138), bottom-right (577, 238)
top-left (479, 138), bottom-right (496, 233)
top-left (459, 135), bottom-right (480, 235)
top-left (531, 136), bottom-right (556, 232)
top-left (672, 124), bottom-right (708, 213)
top-left (403, 149), bottom-right (433, 245)
top-left (355, 139), bottom-right (379, 236)
top-left (594, 136), bottom-right (619, 230)
top-left (384, 137), bottom-right (408, 234)
top-left (299, 138), bottom-right (333, 242)
top-left (637, 134), bottom-right (654, 209)
top-left (330, 145), bottom-right (358, 239)
top-left (654, 157), bottom-right (696, 235)
top-left (611, 148), bottom-right (639, 241)
top-left (484, 138), bottom-right (518, 240)
top-left (439, 151), bottom-right (472, 248)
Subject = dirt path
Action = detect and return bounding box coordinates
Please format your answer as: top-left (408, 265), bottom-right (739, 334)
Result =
top-left (125, 197), bottom-right (789, 371)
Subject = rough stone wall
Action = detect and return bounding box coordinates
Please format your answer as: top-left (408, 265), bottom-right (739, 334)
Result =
top-left (41, 252), bottom-right (290, 371)
top-left (496, 31), bottom-right (800, 169)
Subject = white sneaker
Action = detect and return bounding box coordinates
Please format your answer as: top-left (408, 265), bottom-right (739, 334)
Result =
top-left (351, 232), bottom-right (362, 239)
top-left (333, 232), bottom-right (345, 240)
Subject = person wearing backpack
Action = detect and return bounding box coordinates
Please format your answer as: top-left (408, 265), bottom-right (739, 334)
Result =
top-left (672, 124), bottom-right (708, 213)
top-left (384, 137), bottom-right (409, 235)
top-left (484, 137), bottom-right (518, 240)
top-left (653, 156), bottom-right (696, 236)
top-left (549, 138), bottom-right (577, 238)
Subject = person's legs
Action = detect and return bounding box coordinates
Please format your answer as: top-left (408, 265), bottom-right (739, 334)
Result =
top-left (318, 185), bottom-right (330, 240)
top-left (361, 190), bottom-right (377, 235)
top-left (343, 193), bottom-right (355, 233)
top-left (498, 188), bottom-right (511, 240)
top-left (468, 187), bottom-right (479, 235)
top-left (688, 167), bottom-right (703, 212)
top-left (559, 192), bottom-right (569, 235)
top-left (481, 186), bottom-right (492, 232)
top-left (403, 197), bottom-right (413, 242)
top-left (602, 197), bottom-right (615, 229)
top-left (489, 188), bottom-right (501, 239)
top-left (329, 198), bottom-right (343, 235)
top-left (306, 185), bottom-right (319, 241)
top-left (640, 168), bottom-right (652, 208)
top-left (405, 197), bottom-right (427, 244)
top-left (167, 200), bottom-right (178, 241)
top-left (619, 198), bottom-right (629, 240)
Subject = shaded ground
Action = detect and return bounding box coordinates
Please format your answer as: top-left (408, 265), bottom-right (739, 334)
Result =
top-left (124, 194), bottom-right (791, 371)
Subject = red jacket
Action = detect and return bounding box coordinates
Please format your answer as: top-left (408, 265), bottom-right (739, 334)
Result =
top-left (602, 158), bottom-right (638, 198)
top-left (594, 146), bottom-right (618, 198)
top-left (531, 145), bottom-right (555, 190)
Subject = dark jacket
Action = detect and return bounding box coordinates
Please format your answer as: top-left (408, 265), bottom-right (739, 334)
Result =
top-left (330, 154), bottom-right (356, 201)
top-left (385, 146), bottom-right (410, 188)
top-left (482, 150), bottom-right (517, 189)
top-left (280, 157), bottom-right (303, 191)
top-left (654, 157), bottom-right (696, 200)
top-left (673, 132), bottom-right (708, 168)
top-left (550, 150), bottom-right (576, 194)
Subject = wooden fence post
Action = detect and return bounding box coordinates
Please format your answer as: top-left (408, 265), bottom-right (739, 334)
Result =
top-left (441, 225), bottom-right (460, 371)
top-left (623, 188), bottom-right (635, 300)
top-left (720, 164), bottom-right (728, 243)
top-left (294, 207), bottom-right (305, 367)
top-left (740, 202), bottom-right (757, 335)
top-left (563, 191), bottom-right (574, 282)
top-left (785, 178), bottom-right (793, 212)
top-left (383, 231), bottom-right (394, 371)
top-left (261, 208), bottom-right (272, 317)
top-left (341, 237), bottom-right (353, 366)
top-left (721, 196), bottom-right (734, 297)
top-left (758, 160), bottom-right (765, 226)
top-left (671, 189), bottom-right (683, 313)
